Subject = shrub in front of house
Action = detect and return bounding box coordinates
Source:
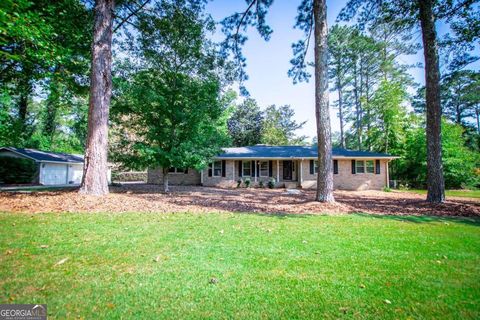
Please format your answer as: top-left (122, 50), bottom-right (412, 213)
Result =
top-left (237, 179), bottom-right (242, 188)
top-left (244, 178), bottom-right (251, 188)
top-left (268, 178), bottom-right (276, 189)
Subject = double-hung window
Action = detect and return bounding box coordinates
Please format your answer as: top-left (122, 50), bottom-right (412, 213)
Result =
top-left (213, 160), bottom-right (222, 177)
top-left (366, 160), bottom-right (375, 173)
top-left (259, 161), bottom-right (269, 177)
top-left (355, 160), bottom-right (365, 173)
top-left (168, 167), bottom-right (186, 174)
top-left (242, 161), bottom-right (251, 177)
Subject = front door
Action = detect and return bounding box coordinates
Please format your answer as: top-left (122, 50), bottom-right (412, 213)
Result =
top-left (283, 160), bottom-right (292, 180)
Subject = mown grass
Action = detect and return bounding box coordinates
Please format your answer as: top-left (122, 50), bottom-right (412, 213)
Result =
top-left (0, 212), bottom-right (479, 319)
top-left (405, 189), bottom-right (480, 199)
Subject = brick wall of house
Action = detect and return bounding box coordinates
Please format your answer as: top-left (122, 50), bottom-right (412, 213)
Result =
top-left (300, 159), bottom-right (388, 190)
top-left (147, 168), bottom-right (201, 185)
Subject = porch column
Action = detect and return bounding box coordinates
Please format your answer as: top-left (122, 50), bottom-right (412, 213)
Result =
top-left (386, 160), bottom-right (389, 188)
top-left (276, 160), bottom-right (280, 182)
top-left (299, 160), bottom-right (303, 185)
top-left (232, 160), bottom-right (235, 181)
top-left (254, 160), bottom-right (257, 183)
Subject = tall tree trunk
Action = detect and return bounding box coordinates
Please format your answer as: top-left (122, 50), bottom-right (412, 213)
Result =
top-left (163, 167), bottom-right (170, 192)
top-left (476, 106), bottom-right (480, 134)
top-left (418, 0), bottom-right (445, 203)
top-left (337, 84), bottom-right (345, 148)
top-left (18, 67), bottom-right (32, 124)
top-left (80, 0), bottom-right (114, 196)
top-left (44, 74), bottom-right (60, 143)
top-left (353, 64), bottom-right (362, 150)
top-left (313, 0), bottom-right (334, 203)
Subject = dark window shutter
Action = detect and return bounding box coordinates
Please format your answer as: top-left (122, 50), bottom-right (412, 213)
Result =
top-left (351, 160), bottom-right (356, 174)
top-left (256, 161), bottom-right (260, 177)
top-left (310, 160), bottom-right (314, 174)
top-left (268, 160), bottom-right (273, 177)
top-left (375, 160), bottom-right (381, 174)
top-left (208, 163), bottom-right (212, 177)
top-left (221, 160), bottom-right (226, 177)
top-left (238, 160), bottom-right (242, 177)
top-left (333, 160), bottom-right (338, 174)
top-left (184, 168), bottom-right (188, 174)
top-left (251, 161), bottom-right (255, 176)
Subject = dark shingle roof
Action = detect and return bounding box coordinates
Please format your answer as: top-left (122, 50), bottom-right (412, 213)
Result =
top-left (215, 145), bottom-right (396, 159)
top-left (0, 147), bottom-right (84, 163)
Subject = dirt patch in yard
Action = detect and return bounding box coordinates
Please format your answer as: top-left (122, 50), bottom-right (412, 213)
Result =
top-left (0, 184), bottom-right (478, 217)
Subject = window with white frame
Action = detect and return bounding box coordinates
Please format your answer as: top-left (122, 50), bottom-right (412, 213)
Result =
top-left (355, 160), bottom-right (365, 173)
top-left (259, 161), bottom-right (269, 177)
top-left (242, 160), bottom-right (251, 177)
top-left (314, 160), bottom-right (319, 174)
top-left (366, 160), bottom-right (375, 173)
top-left (213, 160), bottom-right (222, 177)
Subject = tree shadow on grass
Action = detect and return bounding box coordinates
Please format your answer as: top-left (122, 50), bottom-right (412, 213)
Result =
top-left (351, 212), bottom-right (480, 227)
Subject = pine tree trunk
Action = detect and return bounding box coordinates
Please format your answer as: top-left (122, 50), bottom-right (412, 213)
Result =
top-left (337, 85), bottom-right (345, 148)
top-left (163, 168), bottom-right (170, 193)
top-left (418, 0), bottom-right (445, 203)
top-left (313, 0), bottom-right (334, 203)
top-left (476, 107), bottom-right (480, 134)
top-left (80, 0), bottom-right (114, 196)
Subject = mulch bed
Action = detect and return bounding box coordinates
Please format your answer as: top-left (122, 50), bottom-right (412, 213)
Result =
top-left (0, 184), bottom-right (479, 217)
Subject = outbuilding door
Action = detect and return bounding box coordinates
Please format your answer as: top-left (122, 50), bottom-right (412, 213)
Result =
top-left (42, 163), bottom-right (67, 185)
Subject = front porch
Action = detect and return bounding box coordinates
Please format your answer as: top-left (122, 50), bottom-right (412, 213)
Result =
top-left (202, 159), bottom-right (306, 188)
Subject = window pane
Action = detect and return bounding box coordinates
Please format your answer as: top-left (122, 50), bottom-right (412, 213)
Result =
top-left (260, 161), bottom-right (268, 176)
top-left (243, 161), bottom-right (251, 176)
top-left (168, 167), bottom-right (176, 173)
top-left (366, 160), bottom-right (374, 173)
top-left (356, 160), bottom-right (365, 173)
top-left (213, 161), bottom-right (222, 176)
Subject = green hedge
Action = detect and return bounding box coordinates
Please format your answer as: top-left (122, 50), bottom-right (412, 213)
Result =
top-left (0, 157), bottom-right (38, 184)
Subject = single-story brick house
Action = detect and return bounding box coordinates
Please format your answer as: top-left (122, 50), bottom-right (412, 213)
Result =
top-left (148, 145), bottom-right (398, 190)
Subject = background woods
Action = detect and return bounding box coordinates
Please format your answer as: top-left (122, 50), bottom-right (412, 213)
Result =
top-left (0, 0), bottom-right (479, 194)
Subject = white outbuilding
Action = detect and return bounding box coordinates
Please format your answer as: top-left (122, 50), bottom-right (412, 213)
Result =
top-left (0, 147), bottom-right (85, 185)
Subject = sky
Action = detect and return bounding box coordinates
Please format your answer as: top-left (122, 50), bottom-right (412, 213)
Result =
top-left (204, 0), bottom-right (476, 141)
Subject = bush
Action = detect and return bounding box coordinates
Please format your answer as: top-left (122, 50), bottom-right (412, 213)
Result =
top-left (259, 181), bottom-right (264, 188)
top-left (268, 178), bottom-right (276, 189)
top-left (237, 179), bottom-right (242, 188)
top-left (244, 178), bottom-right (251, 188)
top-left (383, 187), bottom-right (392, 192)
top-left (0, 157), bottom-right (38, 184)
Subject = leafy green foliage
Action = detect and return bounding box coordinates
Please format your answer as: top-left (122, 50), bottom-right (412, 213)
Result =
top-left (261, 105), bottom-right (306, 145)
top-left (111, 0), bottom-right (229, 173)
top-left (400, 119), bottom-right (480, 189)
top-left (0, 156), bottom-right (37, 184)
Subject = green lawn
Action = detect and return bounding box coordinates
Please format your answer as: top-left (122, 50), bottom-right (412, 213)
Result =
top-left (404, 189), bottom-right (480, 199)
top-left (1, 212), bottom-right (479, 319)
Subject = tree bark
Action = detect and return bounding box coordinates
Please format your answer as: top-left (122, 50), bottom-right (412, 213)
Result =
top-left (476, 106), bottom-right (480, 134)
top-left (163, 167), bottom-right (170, 192)
top-left (418, 0), bottom-right (445, 203)
top-left (313, 0), bottom-right (334, 203)
top-left (337, 84), bottom-right (345, 148)
top-left (80, 0), bottom-right (114, 196)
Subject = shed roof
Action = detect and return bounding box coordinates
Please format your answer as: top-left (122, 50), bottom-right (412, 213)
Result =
top-left (0, 147), bottom-right (84, 164)
top-left (215, 145), bottom-right (397, 159)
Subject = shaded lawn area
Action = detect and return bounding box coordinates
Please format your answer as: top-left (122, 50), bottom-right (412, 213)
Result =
top-left (404, 189), bottom-right (480, 199)
top-left (1, 212), bottom-right (479, 319)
